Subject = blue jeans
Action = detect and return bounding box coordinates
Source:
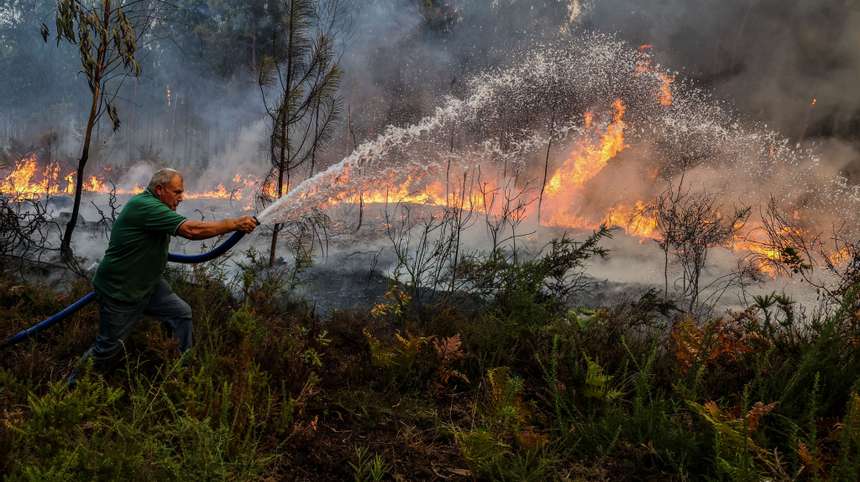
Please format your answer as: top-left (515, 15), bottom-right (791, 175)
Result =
top-left (83, 278), bottom-right (193, 366)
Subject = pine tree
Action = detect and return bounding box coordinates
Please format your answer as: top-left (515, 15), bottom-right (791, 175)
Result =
top-left (259, 0), bottom-right (342, 266)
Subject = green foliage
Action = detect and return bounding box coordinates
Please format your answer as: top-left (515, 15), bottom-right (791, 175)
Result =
top-left (259, 0), bottom-right (343, 264)
top-left (459, 225), bottom-right (613, 317)
top-left (455, 227), bottom-right (613, 370)
top-left (54, 0), bottom-right (142, 132)
top-left (833, 392), bottom-right (860, 480)
top-left (450, 367), bottom-right (553, 479)
top-left (583, 355), bottom-right (622, 402)
top-left (227, 306), bottom-right (266, 345)
top-left (486, 367), bottom-right (527, 433)
top-left (349, 445), bottom-right (389, 482)
top-left (7, 236), bottom-right (860, 479)
top-left (4, 358), bottom-right (276, 480)
top-left (452, 428), bottom-right (510, 476)
top-left (363, 328), bottom-right (434, 389)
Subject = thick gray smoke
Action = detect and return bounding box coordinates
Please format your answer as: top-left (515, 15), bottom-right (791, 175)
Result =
top-left (586, 1), bottom-right (860, 145)
top-left (341, 0), bottom-right (860, 145)
top-left (3, 0), bottom-right (859, 180)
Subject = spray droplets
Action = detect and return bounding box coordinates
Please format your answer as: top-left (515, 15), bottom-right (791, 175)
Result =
top-left (258, 32), bottom-right (859, 250)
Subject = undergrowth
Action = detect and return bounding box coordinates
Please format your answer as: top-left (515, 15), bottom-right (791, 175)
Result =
top-left (3, 230), bottom-right (860, 480)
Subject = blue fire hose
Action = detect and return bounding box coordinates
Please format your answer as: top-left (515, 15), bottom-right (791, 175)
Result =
top-left (1, 229), bottom-right (250, 349)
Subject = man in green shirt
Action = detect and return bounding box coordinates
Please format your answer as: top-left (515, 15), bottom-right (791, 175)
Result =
top-left (82, 168), bottom-right (258, 369)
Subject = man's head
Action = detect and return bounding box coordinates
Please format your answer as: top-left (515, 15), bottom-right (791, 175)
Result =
top-left (147, 168), bottom-right (184, 211)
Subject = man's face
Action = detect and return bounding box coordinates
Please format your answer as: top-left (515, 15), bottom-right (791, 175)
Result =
top-left (154, 174), bottom-right (184, 211)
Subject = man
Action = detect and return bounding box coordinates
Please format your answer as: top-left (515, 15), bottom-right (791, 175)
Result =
top-left (79, 168), bottom-right (258, 371)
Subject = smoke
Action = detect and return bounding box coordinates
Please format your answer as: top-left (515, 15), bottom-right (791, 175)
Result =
top-left (0, 1), bottom-right (268, 184)
top-left (4, 0), bottom-right (858, 179)
top-left (586, 0), bottom-right (860, 140)
top-left (246, 28), bottom-right (860, 314)
top-left (338, 0), bottom-right (860, 159)
top-left (196, 119), bottom-right (269, 186)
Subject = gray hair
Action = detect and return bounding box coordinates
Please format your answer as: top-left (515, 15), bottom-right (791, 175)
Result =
top-left (147, 168), bottom-right (181, 191)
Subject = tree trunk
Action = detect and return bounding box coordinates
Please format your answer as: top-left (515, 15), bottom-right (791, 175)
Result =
top-left (269, 0), bottom-right (297, 266)
top-left (269, 113), bottom-right (288, 266)
top-left (61, 82), bottom-right (101, 260)
top-left (663, 247), bottom-right (670, 300)
top-left (537, 110), bottom-right (555, 224)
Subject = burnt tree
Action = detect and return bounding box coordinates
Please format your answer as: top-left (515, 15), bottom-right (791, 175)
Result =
top-left (653, 178), bottom-right (750, 312)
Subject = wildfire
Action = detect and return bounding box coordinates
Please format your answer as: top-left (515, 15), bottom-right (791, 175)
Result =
top-left (0, 94), bottom-right (846, 281)
top-left (348, 178), bottom-right (448, 207)
top-left (185, 184), bottom-right (232, 200)
top-left (635, 44), bottom-right (674, 107)
top-left (0, 155), bottom-right (64, 199)
top-left (0, 156), bottom-right (260, 205)
top-left (827, 246), bottom-right (852, 266)
top-left (658, 73), bottom-right (674, 107)
top-left (734, 241), bottom-right (781, 277)
top-left (546, 99), bottom-right (626, 196)
top-left (83, 175), bottom-right (105, 192)
top-left (540, 98), bottom-right (628, 228)
top-left (604, 200), bottom-right (658, 239)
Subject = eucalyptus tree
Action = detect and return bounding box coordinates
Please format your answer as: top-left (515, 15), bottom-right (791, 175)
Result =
top-left (49, 0), bottom-right (150, 260)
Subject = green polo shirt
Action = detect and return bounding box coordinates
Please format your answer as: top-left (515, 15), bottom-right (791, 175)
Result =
top-left (92, 189), bottom-right (187, 303)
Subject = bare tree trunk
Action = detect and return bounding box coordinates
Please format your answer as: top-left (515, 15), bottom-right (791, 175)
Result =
top-left (448, 172), bottom-right (468, 292)
top-left (537, 111), bottom-right (555, 224)
top-left (269, 0), bottom-right (297, 266)
top-left (347, 105), bottom-right (364, 232)
top-left (355, 194), bottom-right (364, 232)
top-left (663, 247), bottom-right (669, 299)
top-left (537, 139), bottom-right (552, 223)
top-left (445, 125), bottom-right (454, 204)
top-left (689, 272), bottom-right (698, 313)
top-left (690, 253), bottom-right (704, 313)
top-left (269, 113), bottom-right (288, 266)
top-left (61, 73), bottom-right (102, 260)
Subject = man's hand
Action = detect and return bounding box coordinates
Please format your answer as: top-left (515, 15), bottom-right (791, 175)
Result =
top-left (234, 216), bottom-right (258, 233)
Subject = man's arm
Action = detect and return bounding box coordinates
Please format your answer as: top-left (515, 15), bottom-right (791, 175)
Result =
top-left (176, 215), bottom-right (258, 240)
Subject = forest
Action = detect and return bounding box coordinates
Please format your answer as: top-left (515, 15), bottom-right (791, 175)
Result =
top-left (4, 0), bottom-right (860, 480)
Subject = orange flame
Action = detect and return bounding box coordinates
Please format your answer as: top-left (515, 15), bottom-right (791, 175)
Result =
top-left (604, 200), bottom-right (658, 238)
top-left (634, 44), bottom-right (674, 107)
top-left (0, 155), bottom-right (66, 199)
top-left (659, 73), bottom-right (674, 107)
top-left (1, 101), bottom-right (847, 281)
top-left (539, 99), bottom-right (627, 229)
top-left (1, 157), bottom-right (264, 204)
